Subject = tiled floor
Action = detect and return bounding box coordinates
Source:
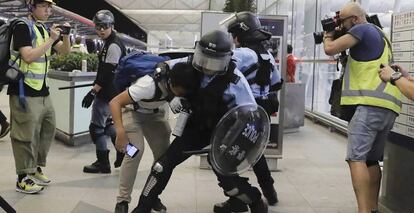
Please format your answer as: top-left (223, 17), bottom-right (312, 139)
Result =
top-left (0, 91), bottom-right (357, 213)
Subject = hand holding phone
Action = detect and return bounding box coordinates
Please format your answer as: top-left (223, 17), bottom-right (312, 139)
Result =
top-left (126, 143), bottom-right (139, 158)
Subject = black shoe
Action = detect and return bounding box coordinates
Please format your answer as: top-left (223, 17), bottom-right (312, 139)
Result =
top-left (152, 198), bottom-right (167, 213)
top-left (261, 185), bottom-right (278, 205)
top-left (83, 150), bottom-right (111, 173)
top-left (0, 121), bottom-right (10, 138)
top-left (114, 151), bottom-right (125, 168)
top-left (213, 197), bottom-right (248, 213)
top-left (115, 201), bottom-right (128, 213)
top-left (249, 198), bottom-right (268, 213)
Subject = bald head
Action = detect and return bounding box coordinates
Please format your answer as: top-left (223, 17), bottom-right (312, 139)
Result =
top-left (340, 2), bottom-right (367, 21)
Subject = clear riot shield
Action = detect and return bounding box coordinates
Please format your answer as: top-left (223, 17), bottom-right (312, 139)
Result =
top-left (209, 104), bottom-right (270, 176)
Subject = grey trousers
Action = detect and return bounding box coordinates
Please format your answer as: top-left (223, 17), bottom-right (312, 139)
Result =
top-left (9, 95), bottom-right (56, 175)
top-left (117, 106), bottom-right (171, 203)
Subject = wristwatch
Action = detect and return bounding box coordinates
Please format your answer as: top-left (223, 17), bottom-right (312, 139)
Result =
top-left (390, 71), bottom-right (402, 86)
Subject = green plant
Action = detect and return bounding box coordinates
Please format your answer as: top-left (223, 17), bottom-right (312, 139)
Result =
top-left (223, 0), bottom-right (256, 12)
top-left (50, 52), bottom-right (98, 72)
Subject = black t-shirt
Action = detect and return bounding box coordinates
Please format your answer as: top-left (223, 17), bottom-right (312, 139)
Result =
top-left (7, 23), bottom-right (58, 97)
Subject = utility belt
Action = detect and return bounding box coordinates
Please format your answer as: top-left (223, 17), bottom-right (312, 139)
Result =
top-left (255, 93), bottom-right (279, 115)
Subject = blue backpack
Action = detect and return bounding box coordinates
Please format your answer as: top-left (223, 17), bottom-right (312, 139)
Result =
top-left (114, 51), bottom-right (170, 93)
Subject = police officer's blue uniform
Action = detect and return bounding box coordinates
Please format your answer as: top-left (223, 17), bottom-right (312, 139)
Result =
top-left (131, 61), bottom-right (265, 213)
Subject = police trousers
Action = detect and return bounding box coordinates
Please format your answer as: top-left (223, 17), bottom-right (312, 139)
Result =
top-left (135, 123), bottom-right (262, 210)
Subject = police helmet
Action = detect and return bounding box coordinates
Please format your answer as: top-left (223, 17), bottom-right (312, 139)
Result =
top-left (93, 10), bottom-right (115, 29)
top-left (192, 30), bottom-right (233, 76)
top-left (221, 11), bottom-right (271, 42)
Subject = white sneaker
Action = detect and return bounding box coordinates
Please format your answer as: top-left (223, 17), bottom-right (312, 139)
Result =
top-left (30, 171), bottom-right (51, 186)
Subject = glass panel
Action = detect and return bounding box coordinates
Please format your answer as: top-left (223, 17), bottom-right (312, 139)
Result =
top-left (313, 62), bottom-right (341, 115)
top-left (298, 62), bottom-right (315, 109)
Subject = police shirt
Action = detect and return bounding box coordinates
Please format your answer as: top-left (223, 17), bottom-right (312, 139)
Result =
top-left (201, 68), bottom-right (256, 109)
top-left (232, 47), bottom-right (281, 99)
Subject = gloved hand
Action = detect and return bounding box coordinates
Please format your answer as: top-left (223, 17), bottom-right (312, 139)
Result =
top-left (82, 90), bottom-right (96, 108)
top-left (169, 97), bottom-right (186, 114)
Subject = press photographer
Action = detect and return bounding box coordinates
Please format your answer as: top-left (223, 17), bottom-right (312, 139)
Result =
top-left (321, 2), bottom-right (401, 213)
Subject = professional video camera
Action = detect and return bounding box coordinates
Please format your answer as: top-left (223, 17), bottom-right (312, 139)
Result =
top-left (313, 11), bottom-right (342, 44)
top-left (313, 12), bottom-right (383, 44)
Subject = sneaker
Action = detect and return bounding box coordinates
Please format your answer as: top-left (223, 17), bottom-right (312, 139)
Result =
top-left (0, 121), bottom-right (10, 139)
top-left (213, 197), bottom-right (248, 213)
top-left (30, 171), bottom-right (51, 186)
top-left (16, 176), bottom-right (44, 194)
top-left (152, 198), bottom-right (166, 213)
top-left (115, 201), bottom-right (129, 213)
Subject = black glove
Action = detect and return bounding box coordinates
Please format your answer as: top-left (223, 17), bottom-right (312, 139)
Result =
top-left (82, 90), bottom-right (96, 108)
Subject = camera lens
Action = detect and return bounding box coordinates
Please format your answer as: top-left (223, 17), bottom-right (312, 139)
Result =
top-left (313, 32), bottom-right (324, 44)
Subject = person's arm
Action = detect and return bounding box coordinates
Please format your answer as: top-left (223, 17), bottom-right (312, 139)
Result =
top-left (379, 64), bottom-right (414, 101)
top-left (323, 31), bottom-right (359, 56)
top-left (94, 43), bottom-right (122, 92)
top-left (18, 24), bottom-right (61, 64)
top-left (53, 23), bottom-right (71, 54)
top-left (109, 90), bottom-right (134, 152)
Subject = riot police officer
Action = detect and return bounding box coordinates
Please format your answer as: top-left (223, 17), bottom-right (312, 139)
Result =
top-left (82, 10), bottom-right (126, 173)
top-left (131, 30), bottom-right (268, 213)
top-left (215, 11), bottom-right (282, 212)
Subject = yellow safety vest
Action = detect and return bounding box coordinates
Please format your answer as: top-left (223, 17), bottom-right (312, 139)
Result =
top-left (341, 36), bottom-right (402, 114)
top-left (9, 20), bottom-right (51, 91)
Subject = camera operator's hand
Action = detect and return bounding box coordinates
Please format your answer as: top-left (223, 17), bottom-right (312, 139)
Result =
top-left (50, 24), bottom-right (61, 41)
top-left (169, 97), bottom-right (186, 114)
top-left (82, 89), bottom-right (96, 108)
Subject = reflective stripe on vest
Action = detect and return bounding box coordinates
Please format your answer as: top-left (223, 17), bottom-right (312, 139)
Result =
top-left (341, 38), bottom-right (402, 114)
top-left (10, 21), bottom-right (51, 91)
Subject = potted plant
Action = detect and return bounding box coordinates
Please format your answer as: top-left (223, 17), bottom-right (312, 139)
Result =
top-left (50, 52), bottom-right (98, 72)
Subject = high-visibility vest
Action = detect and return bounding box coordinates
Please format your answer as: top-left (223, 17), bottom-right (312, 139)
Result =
top-left (341, 37), bottom-right (401, 114)
top-left (9, 20), bottom-right (51, 91)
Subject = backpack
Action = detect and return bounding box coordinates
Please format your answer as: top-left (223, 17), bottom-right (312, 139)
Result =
top-left (113, 51), bottom-right (170, 93)
top-left (0, 18), bottom-right (34, 87)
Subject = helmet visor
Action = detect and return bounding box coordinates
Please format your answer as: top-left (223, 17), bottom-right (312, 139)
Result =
top-left (192, 43), bottom-right (232, 75)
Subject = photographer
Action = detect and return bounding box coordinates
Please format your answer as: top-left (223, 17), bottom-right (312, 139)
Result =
top-left (323, 2), bottom-right (401, 213)
top-left (379, 64), bottom-right (414, 101)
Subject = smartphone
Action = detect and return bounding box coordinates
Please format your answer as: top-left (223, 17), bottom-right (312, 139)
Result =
top-left (126, 143), bottom-right (139, 158)
top-left (57, 25), bottom-right (71, 35)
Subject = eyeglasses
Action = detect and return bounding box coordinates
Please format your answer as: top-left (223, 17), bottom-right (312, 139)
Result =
top-left (95, 24), bottom-right (111, 30)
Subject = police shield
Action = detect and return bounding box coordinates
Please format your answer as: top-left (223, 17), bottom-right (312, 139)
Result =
top-left (210, 104), bottom-right (270, 176)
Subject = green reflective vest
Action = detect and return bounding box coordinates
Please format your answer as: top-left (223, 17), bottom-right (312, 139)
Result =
top-left (10, 21), bottom-right (51, 91)
top-left (341, 37), bottom-right (402, 114)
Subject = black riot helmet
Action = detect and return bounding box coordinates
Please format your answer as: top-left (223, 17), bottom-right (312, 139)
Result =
top-left (192, 30), bottom-right (233, 76)
top-left (220, 11), bottom-right (271, 42)
top-left (93, 10), bottom-right (115, 30)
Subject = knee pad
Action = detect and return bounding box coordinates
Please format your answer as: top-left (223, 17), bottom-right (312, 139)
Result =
top-left (89, 123), bottom-right (105, 142)
top-left (152, 162), bottom-right (164, 173)
top-left (366, 160), bottom-right (379, 167)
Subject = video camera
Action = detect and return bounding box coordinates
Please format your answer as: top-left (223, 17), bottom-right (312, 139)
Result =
top-left (313, 12), bottom-right (383, 44)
